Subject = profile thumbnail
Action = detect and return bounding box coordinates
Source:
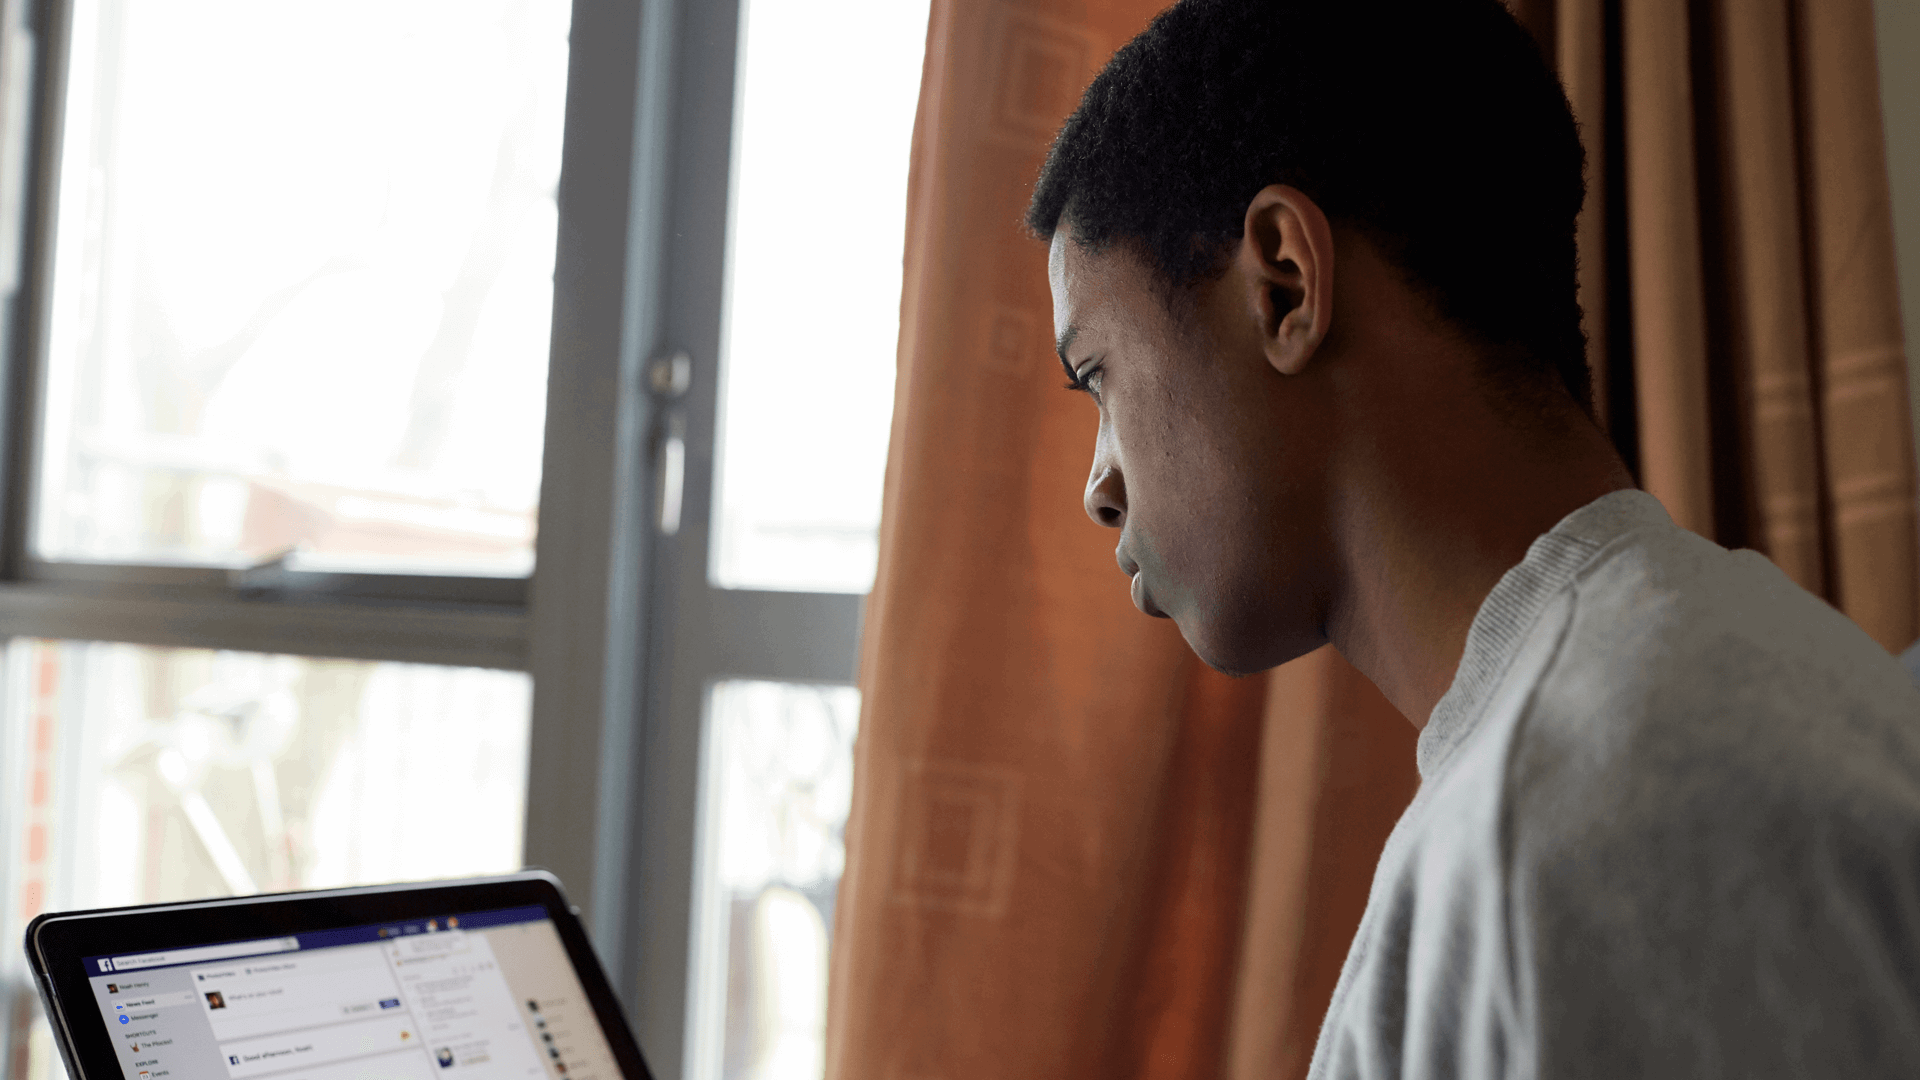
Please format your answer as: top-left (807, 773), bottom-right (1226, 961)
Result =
top-left (205, 991), bottom-right (226, 1010)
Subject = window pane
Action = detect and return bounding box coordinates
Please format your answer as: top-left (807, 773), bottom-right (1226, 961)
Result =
top-left (709, 0), bottom-right (930, 593)
top-left (688, 681), bottom-right (859, 1080)
top-left (0, 640), bottom-right (531, 1080)
top-left (34, 0), bottom-right (570, 576)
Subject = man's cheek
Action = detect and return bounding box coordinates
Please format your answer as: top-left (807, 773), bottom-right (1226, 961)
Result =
top-left (1148, 501), bottom-right (1213, 602)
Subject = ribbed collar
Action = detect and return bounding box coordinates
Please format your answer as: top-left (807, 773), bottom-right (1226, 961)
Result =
top-left (1415, 488), bottom-right (1676, 779)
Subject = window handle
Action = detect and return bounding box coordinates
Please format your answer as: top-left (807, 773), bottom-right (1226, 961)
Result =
top-left (650, 352), bottom-right (692, 536)
top-left (658, 418), bottom-right (686, 536)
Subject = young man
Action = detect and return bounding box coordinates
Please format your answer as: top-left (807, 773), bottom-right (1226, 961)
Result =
top-left (1028, 0), bottom-right (1920, 1075)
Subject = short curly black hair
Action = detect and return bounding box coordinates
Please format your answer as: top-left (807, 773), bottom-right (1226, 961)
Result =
top-left (1027, 0), bottom-right (1590, 408)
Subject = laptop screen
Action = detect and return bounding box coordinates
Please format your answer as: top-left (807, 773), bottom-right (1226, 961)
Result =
top-left (80, 905), bottom-right (619, 1080)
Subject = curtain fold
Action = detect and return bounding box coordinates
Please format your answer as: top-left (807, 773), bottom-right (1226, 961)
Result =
top-left (831, 1), bottom-right (1919, 1077)
top-left (1622, 0), bottom-right (1717, 536)
top-left (1794, 0), bottom-right (1918, 648)
top-left (1707, 0), bottom-right (1827, 589)
top-left (1563, 0), bottom-right (1918, 649)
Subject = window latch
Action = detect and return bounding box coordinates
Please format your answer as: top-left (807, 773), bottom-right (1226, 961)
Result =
top-left (649, 351), bottom-right (692, 535)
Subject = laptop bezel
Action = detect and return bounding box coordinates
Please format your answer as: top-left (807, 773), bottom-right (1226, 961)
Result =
top-left (24, 871), bottom-right (653, 1080)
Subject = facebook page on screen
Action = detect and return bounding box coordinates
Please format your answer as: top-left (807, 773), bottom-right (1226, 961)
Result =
top-left (82, 907), bottom-right (619, 1080)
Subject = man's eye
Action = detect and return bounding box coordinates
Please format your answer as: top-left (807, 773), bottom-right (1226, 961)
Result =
top-left (1062, 362), bottom-right (1104, 398)
top-left (1066, 367), bottom-right (1102, 396)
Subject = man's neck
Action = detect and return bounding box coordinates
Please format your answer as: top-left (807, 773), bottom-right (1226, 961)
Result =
top-left (1323, 394), bottom-right (1635, 730)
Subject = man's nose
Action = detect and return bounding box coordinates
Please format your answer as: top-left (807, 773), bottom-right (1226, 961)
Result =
top-left (1085, 463), bottom-right (1125, 528)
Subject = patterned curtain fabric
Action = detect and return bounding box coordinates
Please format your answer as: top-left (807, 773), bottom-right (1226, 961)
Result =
top-left (1535, 0), bottom-right (1918, 648)
top-left (829, 1), bottom-right (1918, 1078)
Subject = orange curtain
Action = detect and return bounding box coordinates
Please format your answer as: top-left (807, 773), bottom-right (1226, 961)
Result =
top-left (1541, 0), bottom-right (1918, 649)
top-left (830, 1), bottom-right (1918, 1078)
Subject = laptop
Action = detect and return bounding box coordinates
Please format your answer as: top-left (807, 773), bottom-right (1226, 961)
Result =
top-left (24, 872), bottom-right (654, 1080)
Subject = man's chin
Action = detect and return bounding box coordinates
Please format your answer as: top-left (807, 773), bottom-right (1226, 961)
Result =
top-left (1178, 615), bottom-right (1321, 680)
top-left (1176, 618), bottom-right (1257, 678)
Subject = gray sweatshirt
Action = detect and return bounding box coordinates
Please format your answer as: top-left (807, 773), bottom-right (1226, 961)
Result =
top-left (1308, 490), bottom-right (1920, 1079)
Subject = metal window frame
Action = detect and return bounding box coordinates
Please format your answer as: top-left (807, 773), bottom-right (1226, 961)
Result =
top-left (526, 0), bottom-right (870, 1075)
top-left (0, 2), bottom-right (872, 1078)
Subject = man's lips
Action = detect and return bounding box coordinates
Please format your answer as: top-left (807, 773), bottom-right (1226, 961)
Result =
top-left (1130, 570), bottom-right (1168, 617)
top-left (1118, 550), bottom-right (1169, 619)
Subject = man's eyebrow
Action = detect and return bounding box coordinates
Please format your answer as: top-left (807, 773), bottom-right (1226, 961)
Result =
top-left (1055, 324), bottom-right (1080, 382)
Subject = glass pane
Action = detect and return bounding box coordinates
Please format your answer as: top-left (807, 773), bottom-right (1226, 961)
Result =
top-left (34, 0), bottom-right (571, 576)
top-left (709, 0), bottom-right (931, 593)
top-left (687, 681), bottom-right (859, 1080)
top-left (0, 639), bottom-right (532, 1080)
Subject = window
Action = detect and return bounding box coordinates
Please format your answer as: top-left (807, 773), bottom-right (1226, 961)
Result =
top-left (0, 0), bottom-right (924, 1077)
top-left (710, 0), bottom-right (925, 595)
top-left (32, 0), bottom-right (565, 577)
top-left (0, 0), bottom-right (571, 1075)
top-left (691, 681), bottom-right (860, 1080)
top-left (0, 641), bottom-right (531, 906)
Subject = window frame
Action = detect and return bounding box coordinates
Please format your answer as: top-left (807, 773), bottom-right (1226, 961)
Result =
top-left (528, 3), bottom-right (868, 1076)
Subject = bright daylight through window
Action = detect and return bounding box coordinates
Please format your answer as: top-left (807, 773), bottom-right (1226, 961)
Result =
top-left (1, 1), bottom-right (568, 1078)
top-left (710, 0), bottom-right (928, 594)
top-left (692, 0), bottom-right (928, 1077)
top-left (0, 0), bottom-right (928, 1074)
top-left (0, 641), bottom-right (534, 1077)
top-left (34, 0), bottom-right (567, 576)
top-left (1, 641), bottom-right (532, 912)
top-left (693, 681), bottom-right (860, 1080)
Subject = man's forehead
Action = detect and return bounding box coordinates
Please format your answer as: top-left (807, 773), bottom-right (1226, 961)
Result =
top-left (1048, 233), bottom-right (1148, 347)
top-left (1047, 232), bottom-right (1076, 342)
top-left (1049, 232), bottom-right (1127, 347)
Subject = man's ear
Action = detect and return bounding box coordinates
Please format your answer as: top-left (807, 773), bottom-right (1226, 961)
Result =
top-left (1236, 185), bottom-right (1334, 376)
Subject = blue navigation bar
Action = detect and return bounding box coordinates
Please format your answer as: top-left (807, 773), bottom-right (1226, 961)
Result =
top-left (83, 904), bottom-right (550, 976)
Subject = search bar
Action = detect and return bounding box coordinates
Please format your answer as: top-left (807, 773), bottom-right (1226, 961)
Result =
top-left (104, 937), bottom-right (299, 972)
